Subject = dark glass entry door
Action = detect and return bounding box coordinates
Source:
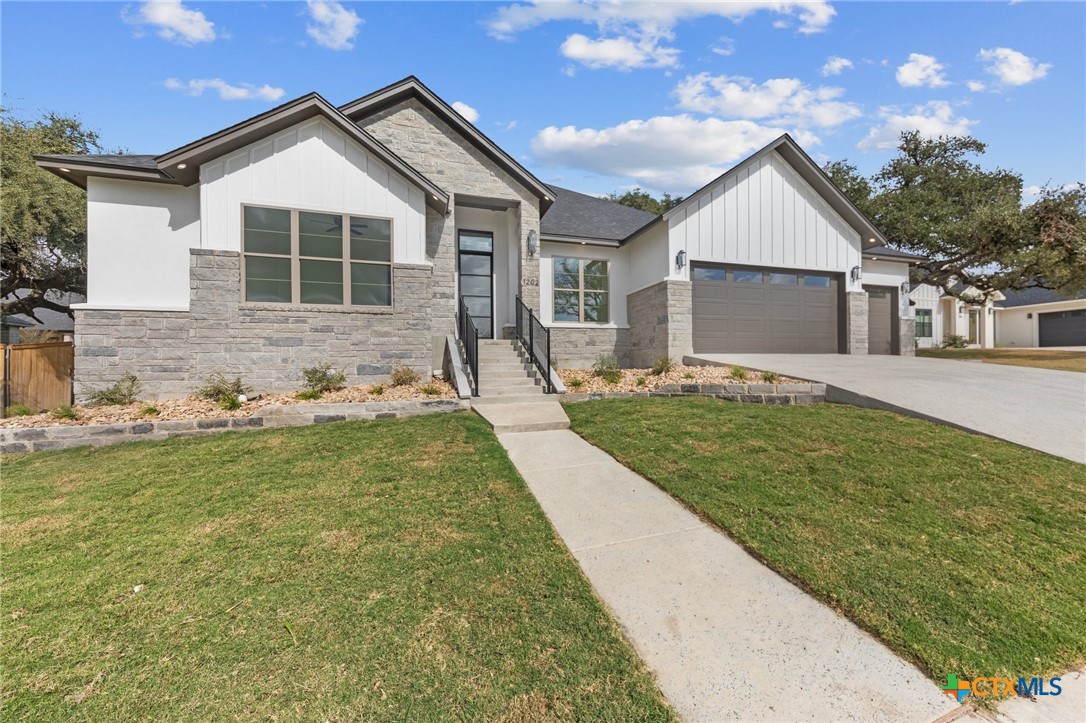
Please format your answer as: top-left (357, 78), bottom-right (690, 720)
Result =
top-left (458, 230), bottom-right (494, 339)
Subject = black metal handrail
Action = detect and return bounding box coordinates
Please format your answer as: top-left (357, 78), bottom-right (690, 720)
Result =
top-left (457, 295), bottom-right (479, 396)
top-left (515, 295), bottom-right (553, 393)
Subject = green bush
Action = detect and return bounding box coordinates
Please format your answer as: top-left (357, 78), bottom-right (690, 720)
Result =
top-left (389, 365), bottom-right (420, 387)
top-left (729, 365), bottom-right (749, 381)
top-left (762, 371), bottom-right (780, 383)
top-left (194, 373), bottom-right (251, 408)
top-left (50, 404), bottom-right (78, 420)
top-left (420, 384), bottom-right (442, 395)
top-left (5, 404), bottom-right (33, 417)
top-left (567, 377), bottom-right (585, 390)
top-left (682, 371), bottom-right (695, 380)
top-left (369, 384), bottom-right (385, 396)
top-left (602, 369), bottom-right (622, 384)
top-left (294, 389), bottom-right (322, 401)
top-left (302, 363), bottom-right (347, 394)
top-left (636, 376), bottom-right (647, 387)
top-left (942, 334), bottom-right (969, 349)
top-left (139, 405), bottom-right (160, 418)
top-left (592, 353), bottom-right (619, 377)
top-left (650, 356), bottom-right (673, 376)
top-left (88, 372), bottom-right (142, 406)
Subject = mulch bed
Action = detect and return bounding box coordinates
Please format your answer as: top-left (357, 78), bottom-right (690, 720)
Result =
top-left (558, 364), bottom-right (801, 394)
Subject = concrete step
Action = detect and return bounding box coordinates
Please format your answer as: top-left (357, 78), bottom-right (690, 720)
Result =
top-left (472, 400), bottom-right (570, 434)
top-left (478, 351), bottom-right (527, 361)
top-left (478, 362), bottom-right (533, 372)
top-left (479, 388), bottom-right (544, 399)
top-left (483, 369), bottom-right (539, 380)
top-left (470, 393), bottom-right (555, 405)
top-left (479, 384), bottom-right (542, 395)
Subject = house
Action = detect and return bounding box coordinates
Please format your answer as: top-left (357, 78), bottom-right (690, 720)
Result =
top-left (909, 283), bottom-right (1003, 349)
top-left (35, 76), bottom-right (923, 400)
top-left (1, 291), bottom-right (85, 344)
top-left (994, 288), bottom-right (1086, 347)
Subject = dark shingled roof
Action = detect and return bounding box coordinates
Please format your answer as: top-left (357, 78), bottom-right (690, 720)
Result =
top-left (541, 185), bottom-right (657, 242)
top-left (43, 154), bottom-right (159, 170)
top-left (996, 287), bottom-right (1086, 308)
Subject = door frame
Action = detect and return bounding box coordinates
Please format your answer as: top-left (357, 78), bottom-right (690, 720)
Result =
top-left (457, 229), bottom-right (496, 340)
top-left (863, 284), bottom-right (900, 355)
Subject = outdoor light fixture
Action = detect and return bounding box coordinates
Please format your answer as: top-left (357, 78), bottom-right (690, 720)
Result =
top-left (527, 229), bottom-right (538, 257)
top-left (1027, 313), bottom-right (1033, 319)
top-left (676, 249), bottom-right (687, 270)
top-left (59, 168), bottom-right (71, 173)
top-left (850, 265), bottom-right (862, 282)
top-left (177, 163), bottom-right (187, 170)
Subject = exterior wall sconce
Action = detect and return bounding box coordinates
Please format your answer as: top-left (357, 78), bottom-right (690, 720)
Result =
top-left (527, 230), bottom-right (538, 257)
top-left (1027, 313), bottom-right (1033, 319)
top-left (850, 266), bottom-right (862, 283)
top-left (676, 249), bottom-right (687, 270)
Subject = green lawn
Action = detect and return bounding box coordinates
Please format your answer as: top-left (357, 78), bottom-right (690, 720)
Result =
top-left (565, 397), bottom-right (1086, 684)
top-left (917, 347), bottom-right (1086, 372)
top-left (2, 413), bottom-right (672, 721)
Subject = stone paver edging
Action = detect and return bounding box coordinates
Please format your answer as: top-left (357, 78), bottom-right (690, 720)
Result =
top-left (562, 381), bottom-right (826, 405)
top-left (0, 399), bottom-right (469, 454)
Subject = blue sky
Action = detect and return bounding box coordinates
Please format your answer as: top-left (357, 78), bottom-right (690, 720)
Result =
top-left (2, 1), bottom-right (1082, 199)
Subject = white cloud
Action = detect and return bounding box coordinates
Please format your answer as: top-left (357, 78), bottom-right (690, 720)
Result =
top-left (675, 73), bottom-right (861, 128)
top-left (821, 55), bottom-right (854, 76)
top-left (967, 80), bottom-right (987, 92)
top-left (531, 115), bottom-right (817, 193)
top-left (896, 53), bottom-right (950, 88)
top-left (164, 78), bottom-right (285, 102)
top-left (857, 101), bottom-right (977, 151)
top-left (306, 0), bottom-right (362, 51)
top-left (451, 101), bottom-right (479, 123)
top-left (978, 47), bottom-right (1051, 86)
top-left (560, 32), bottom-right (679, 70)
top-left (710, 36), bottom-right (735, 57)
top-left (123, 0), bottom-right (216, 45)
top-left (487, 1), bottom-right (834, 71)
top-left (501, 120), bottom-right (519, 131)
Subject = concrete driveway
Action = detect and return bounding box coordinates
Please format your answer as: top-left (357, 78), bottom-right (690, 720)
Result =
top-left (686, 353), bottom-right (1086, 463)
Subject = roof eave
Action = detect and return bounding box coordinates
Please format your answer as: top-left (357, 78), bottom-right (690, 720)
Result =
top-left (540, 233), bottom-right (622, 248)
top-left (34, 155), bottom-right (179, 190)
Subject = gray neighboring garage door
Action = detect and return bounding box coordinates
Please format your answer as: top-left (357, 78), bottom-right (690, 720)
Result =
top-left (1039, 309), bottom-right (1086, 347)
top-left (692, 264), bottom-right (839, 353)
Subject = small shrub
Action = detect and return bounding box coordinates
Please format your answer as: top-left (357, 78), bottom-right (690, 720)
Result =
top-left (195, 373), bottom-right (251, 405)
top-left (636, 376), bottom-right (647, 387)
top-left (941, 334), bottom-right (968, 349)
top-left (6, 404), bottom-right (33, 417)
top-left (650, 355), bottom-right (673, 376)
top-left (420, 384), bottom-right (442, 395)
top-left (682, 371), bottom-right (696, 380)
top-left (592, 353), bottom-right (619, 377)
top-left (50, 404), bottom-right (79, 420)
top-left (389, 365), bottom-right (420, 387)
top-left (294, 389), bottom-right (322, 401)
top-left (602, 369), bottom-right (622, 384)
top-left (369, 384), bottom-right (386, 396)
top-left (729, 365), bottom-right (749, 381)
top-left (301, 362), bottom-right (347, 394)
top-left (88, 372), bottom-right (142, 406)
top-left (139, 405), bottom-right (160, 417)
top-left (567, 377), bottom-right (585, 390)
top-left (762, 371), bottom-right (780, 383)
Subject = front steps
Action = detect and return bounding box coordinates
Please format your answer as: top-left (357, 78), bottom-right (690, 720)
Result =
top-left (470, 339), bottom-right (570, 433)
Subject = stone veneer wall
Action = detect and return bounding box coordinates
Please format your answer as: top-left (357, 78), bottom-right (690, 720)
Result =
top-left (549, 327), bottom-right (630, 369)
top-left (73, 249), bottom-right (441, 401)
top-left (898, 318), bottom-right (916, 357)
top-left (845, 291), bottom-right (869, 355)
top-left (627, 280), bottom-right (693, 368)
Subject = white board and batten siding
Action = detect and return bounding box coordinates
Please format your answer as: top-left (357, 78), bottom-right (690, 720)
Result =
top-left (667, 151), bottom-right (863, 290)
top-left (200, 117), bottom-right (429, 265)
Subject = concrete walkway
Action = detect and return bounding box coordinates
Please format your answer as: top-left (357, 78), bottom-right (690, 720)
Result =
top-left (687, 353), bottom-right (1086, 463)
top-left (499, 425), bottom-right (958, 722)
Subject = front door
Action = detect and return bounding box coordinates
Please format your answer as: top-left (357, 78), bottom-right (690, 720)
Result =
top-left (458, 230), bottom-right (494, 339)
top-left (968, 309), bottom-right (979, 344)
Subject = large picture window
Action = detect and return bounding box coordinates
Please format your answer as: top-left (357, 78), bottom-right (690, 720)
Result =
top-left (553, 256), bottom-right (609, 323)
top-left (243, 206), bottom-right (391, 307)
top-left (916, 308), bottom-right (933, 338)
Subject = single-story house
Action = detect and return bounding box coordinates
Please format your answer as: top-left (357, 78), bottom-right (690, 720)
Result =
top-left (909, 283), bottom-right (1003, 349)
top-left (1, 291), bottom-right (85, 344)
top-left (994, 287), bottom-right (1086, 347)
top-left (36, 76), bottom-right (923, 400)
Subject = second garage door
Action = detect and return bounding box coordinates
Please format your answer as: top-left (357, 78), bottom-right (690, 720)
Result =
top-left (692, 264), bottom-right (840, 353)
top-left (1039, 309), bottom-right (1086, 347)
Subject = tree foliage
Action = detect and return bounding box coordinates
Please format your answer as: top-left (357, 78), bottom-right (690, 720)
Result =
top-left (1, 109), bottom-right (101, 320)
top-left (605, 188), bottom-right (685, 215)
top-left (825, 131), bottom-right (1086, 296)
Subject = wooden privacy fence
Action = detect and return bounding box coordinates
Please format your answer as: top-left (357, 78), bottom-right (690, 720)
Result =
top-left (1, 342), bottom-right (74, 415)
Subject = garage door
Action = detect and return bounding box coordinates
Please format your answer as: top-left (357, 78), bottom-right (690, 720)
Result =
top-left (1039, 310), bottom-right (1086, 347)
top-left (692, 264), bottom-right (839, 353)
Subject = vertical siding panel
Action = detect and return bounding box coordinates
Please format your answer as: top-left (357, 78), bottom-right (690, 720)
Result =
top-left (710, 186), bottom-right (725, 258)
top-left (736, 168), bottom-right (749, 262)
top-left (748, 165), bottom-right (761, 264)
top-left (782, 162), bottom-right (796, 267)
top-left (724, 175), bottom-right (737, 260)
top-left (322, 122), bottom-right (346, 211)
top-left (274, 131), bottom-right (299, 204)
top-left (297, 121), bottom-right (322, 208)
top-left (698, 195), bottom-right (712, 260)
top-left (760, 157), bottom-right (774, 265)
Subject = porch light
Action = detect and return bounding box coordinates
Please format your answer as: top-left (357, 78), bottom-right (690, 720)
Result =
top-left (177, 163), bottom-right (187, 169)
top-left (59, 168), bottom-right (71, 173)
top-left (527, 229), bottom-right (538, 257)
top-left (676, 249), bottom-right (687, 270)
top-left (850, 265), bottom-right (862, 282)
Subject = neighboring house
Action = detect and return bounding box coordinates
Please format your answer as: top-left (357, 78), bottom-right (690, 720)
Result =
top-left (0, 290), bottom-right (85, 343)
top-left (36, 76), bottom-right (922, 400)
top-left (909, 283), bottom-right (1002, 349)
top-left (994, 287), bottom-right (1086, 347)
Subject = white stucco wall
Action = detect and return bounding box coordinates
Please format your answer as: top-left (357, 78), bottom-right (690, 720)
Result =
top-left (200, 117), bottom-right (428, 264)
top-left (83, 177), bottom-right (200, 309)
top-left (908, 283), bottom-right (944, 348)
top-left (996, 299), bottom-right (1086, 347)
top-left (540, 242), bottom-right (629, 328)
top-left (626, 223), bottom-right (671, 294)
top-left (862, 259), bottom-right (911, 317)
top-left (666, 150), bottom-right (864, 290)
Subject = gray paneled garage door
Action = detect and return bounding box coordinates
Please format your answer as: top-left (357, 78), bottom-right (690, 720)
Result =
top-left (692, 264), bottom-right (839, 353)
top-left (1039, 309), bottom-right (1086, 347)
